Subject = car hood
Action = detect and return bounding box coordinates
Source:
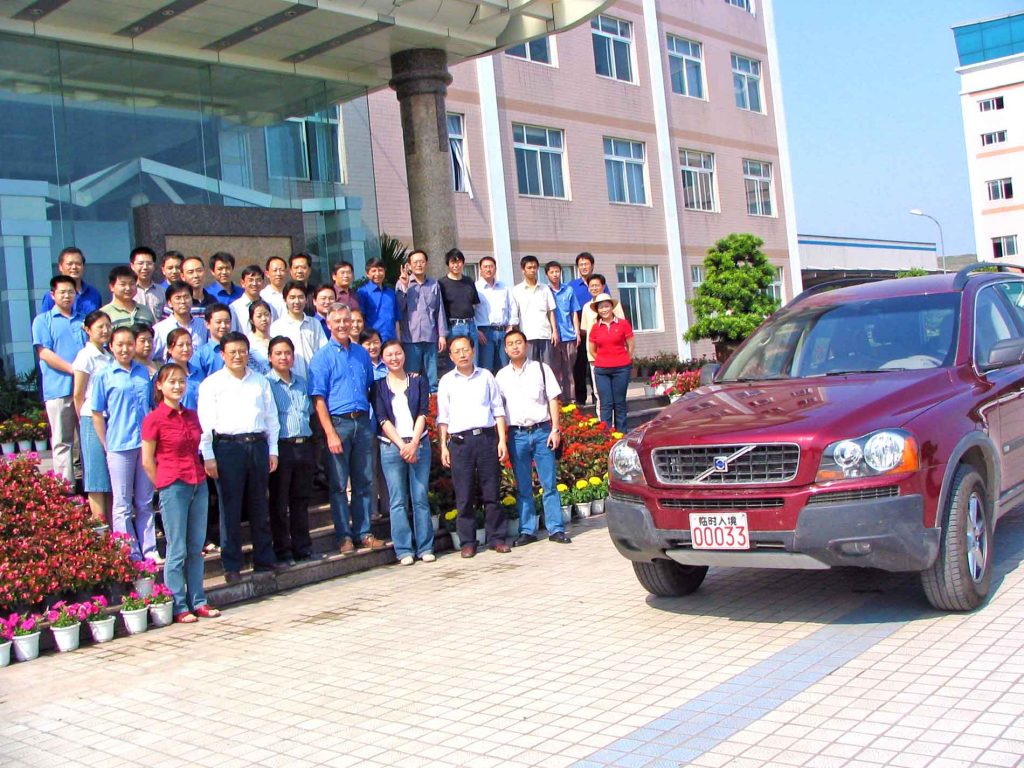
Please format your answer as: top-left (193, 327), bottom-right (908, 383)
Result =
top-left (641, 369), bottom-right (959, 446)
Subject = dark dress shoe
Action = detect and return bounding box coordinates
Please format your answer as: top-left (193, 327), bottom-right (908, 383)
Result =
top-left (255, 561), bottom-right (291, 573)
top-left (224, 571), bottom-right (242, 584)
top-left (491, 542), bottom-right (511, 553)
top-left (460, 544), bottom-right (477, 558)
top-left (513, 533), bottom-right (538, 547)
top-left (548, 531), bottom-right (572, 544)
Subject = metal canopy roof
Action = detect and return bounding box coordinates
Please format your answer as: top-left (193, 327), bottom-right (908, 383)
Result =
top-left (0, 0), bottom-right (609, 105)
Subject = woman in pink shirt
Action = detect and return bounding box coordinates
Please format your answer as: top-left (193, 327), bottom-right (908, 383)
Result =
top-left (141, 363), bottom-right (220, 624)
top-left (587, 294), bottom-right (634, 432)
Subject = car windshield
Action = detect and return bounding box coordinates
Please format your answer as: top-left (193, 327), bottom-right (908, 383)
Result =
top-left (718, 292), bottom-right (961, 382)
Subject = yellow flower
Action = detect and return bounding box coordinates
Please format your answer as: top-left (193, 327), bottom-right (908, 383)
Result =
top-left (589, 477), bottom-right (602, 486)
top-left (561, 404), bottom-right (577, 413)
top-left (612, 431), bottom-right (624, 439)
top-left (588, 418), bottom-right (599, 426)
top-left (444, 509), bottom-right (458, 521)
top-left (556, 483), bottom-right (568, 492)
top-left (602, 472), bottom-right (609, 481)
top-left (501, 495), bottom-right (517, 506)
top-left (575, 480), bottom-right (588, 490)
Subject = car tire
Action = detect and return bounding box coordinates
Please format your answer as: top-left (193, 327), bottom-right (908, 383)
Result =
top-left (632, 559), bottom-right (708, 597)
top-left (921, 465), bottom-right (993, 611)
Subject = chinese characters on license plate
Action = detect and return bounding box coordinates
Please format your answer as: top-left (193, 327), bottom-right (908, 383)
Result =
top-left (689, 512), bottom-right (750, 550)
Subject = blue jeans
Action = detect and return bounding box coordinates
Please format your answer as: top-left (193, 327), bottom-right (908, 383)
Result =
top-left (477, 326), bottom-right (509, 374)
top-left (594, 364), bottom-right (631, 432)
top-left (379, 439), bottom-right (433, 558)
top-left (405, 341), bottom-right (439, 393)
top-left (326, 413), bottom-right (374, 545)
top-left (509, 425), bottom-right (563, 535)
top-left (160, 480), bottom-right (209, 615)
top-left (448, 319), bottom-right (477, 364)
top-left (107, 448), bottom-right (156, 561)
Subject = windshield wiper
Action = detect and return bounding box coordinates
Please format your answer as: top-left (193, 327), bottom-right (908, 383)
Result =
top-left (823, 369), bottom-right (881, 376)
top-left (717, 375), bottom-right (790, 383)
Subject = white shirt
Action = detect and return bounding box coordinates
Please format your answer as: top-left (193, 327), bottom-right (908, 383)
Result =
top-left (152, 315), bottom-right (208, 361)
top-left (72, 344), bottom-right (114, 417)
top-left (436, 367), bottom-right (504, 434)
top-left (474, 278), bottom-right (518, 328)
top-left (269, 314), bottom-right (327, 379)
top-left (260, 285), bottom-right (287, 320)
top-left (495, 360), bottom-right (561, 427)
top-left (391, 390), bottom-right (415, 438)
top-left (135, 283), bottom-right (165, 319)
top-left (512, 281), bottom-right (556, 341)
top-left (230, 294), bottom-right (277, 334)
top-left (197, 367), bottom-right (280, 460)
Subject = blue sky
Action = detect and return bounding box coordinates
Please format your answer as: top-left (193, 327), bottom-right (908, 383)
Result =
top-left (773, 1), bottom-right (1021, 256)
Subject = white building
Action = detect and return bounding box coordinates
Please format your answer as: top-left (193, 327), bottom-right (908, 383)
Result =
top-left (953, 13), bottom-right (1024, 263)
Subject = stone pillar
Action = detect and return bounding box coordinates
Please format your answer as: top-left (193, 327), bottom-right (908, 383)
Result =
top-left (389, 48), bottom-right (457, 278)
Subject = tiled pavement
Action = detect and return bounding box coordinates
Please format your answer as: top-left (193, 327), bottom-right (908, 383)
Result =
top-left (2, 513), bottom-right (1024, 768)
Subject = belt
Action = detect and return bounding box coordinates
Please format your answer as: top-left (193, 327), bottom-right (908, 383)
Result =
top-left (380, 436), bottom-right (415, 445)
top-left (449, 317), bottom-right (474, 323)
top-left (449, 426), bottom-right (496, 439)
top-left (331, 410), bottom-right (367, 421)
top-left (279, 436), bottom-right (310, 444)
top-left (509, 421), bottom-right (551, 433)
top-left (214, 432), bottom-right (265, 444)
top-left (478, 325), bottom-right (505, 331)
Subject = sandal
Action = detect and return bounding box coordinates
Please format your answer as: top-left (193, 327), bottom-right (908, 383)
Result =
top-left (193, 605), bottom-right (221, 619)
top-left (174, 612), bottom-right (198, 624)
top-left (203, 543), bottom-right (220, 554)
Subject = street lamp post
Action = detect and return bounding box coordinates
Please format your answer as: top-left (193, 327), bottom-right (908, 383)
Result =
top-left (909, 208), bottom-right (947, 274)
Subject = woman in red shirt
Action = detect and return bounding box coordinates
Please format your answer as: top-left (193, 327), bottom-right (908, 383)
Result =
top-left (587, 294), bottom-right (634, 432)
top-left (141, 363), bottom-right (220, 624)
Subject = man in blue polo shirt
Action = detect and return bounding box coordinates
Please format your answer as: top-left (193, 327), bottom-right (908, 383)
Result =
top-left (308, 303), bottom-right (385, 555)
top-left (545, 260), bottom-right (581, 402)
top-left (205, 252), bottom-right (244, 304)
top-left (32, 275), bottom-right (86, 484)
top-left (356, 258), bottom-right (399, 343)
top-left (569, 251), bottom-right (595, 406)
top-left (40, 247), bottom-right (102, 316)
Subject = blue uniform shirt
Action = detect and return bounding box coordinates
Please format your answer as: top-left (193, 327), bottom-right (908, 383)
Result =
top-left (91, 361), bottom-right (153, 451)
top-left (550, 283), bottom-right (582, 342)
top-left (31, 307), bottom-right (85, 400)
top-left (268, 371), bottom-right (313, 439)
top-left (308, 339), bottom-right (373, 415)
top-left (357, 283), bottom-right (399, 343)
top-left (206, 283), bottom-right (244, 304)
top-left (41, 282), bottom-right (102, 317)
top-left (166, 361), bottom-right (205, 411)
top-left (194, 340), bottom-right (225, 377)
top-left (568, 277), bottom-right (591, 317)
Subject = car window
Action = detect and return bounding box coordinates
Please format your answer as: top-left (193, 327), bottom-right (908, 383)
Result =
top-left (973, 284), bottom-right (1021, 366)
top-left (994, 281), bottom-right (1024, 330)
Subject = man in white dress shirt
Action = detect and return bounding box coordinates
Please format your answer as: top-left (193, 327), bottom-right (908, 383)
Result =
top-left (511, 255), bottom-right (558, 363)
top-left (268, 281), bottom-right (327, 380)
top-left (474, 255), bottom-right (518, 374)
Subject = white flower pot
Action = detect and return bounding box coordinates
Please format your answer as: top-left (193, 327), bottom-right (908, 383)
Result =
top-left (560, 505), bottom-right (572, 525)
top-left (449, 531), bottom-right (460, 549)
top-left (475, 528), bottom-right (487, 545)
top-left (88, 616), bottom-right (116, 643)
top-left (575, 502), bottom-right (592, 519)
top-left (1, 442), bottom-right (15, 455)
top-left (16, 440), bottom-right (31, 452)
top-left (431, 514), bottom-right (440, 534)
top-left (121, 607), bottom-right (148, 635)
top-left (51, 623), bottom-right (81, 653)
top-left (149, 602), bottom-right (173, 627)
top-left (0, 641), bottom-right (10, 667)
top-left (592, 498), bottom-right (606, 515)
top-left (12, 632), bottom-right (40, 662)
top-left (133, 577), bottom-right (154, 598)
top-left (506, 519), bottom-right (519, 539)
top-left (34, 439), bottom-right (49, 452)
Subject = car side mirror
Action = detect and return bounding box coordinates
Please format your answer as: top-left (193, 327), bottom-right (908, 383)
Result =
top-left (699, 363), bottom-right (720, 385)
top-left (984, 337), bottom-right (1024, 370)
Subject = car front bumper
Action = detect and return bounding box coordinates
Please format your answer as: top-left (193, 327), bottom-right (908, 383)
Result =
top-left (606, 492), bottom-right (940, 572)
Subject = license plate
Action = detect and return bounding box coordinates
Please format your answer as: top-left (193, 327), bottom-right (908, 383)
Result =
top-left (689, 513), bottom-right (750, 550)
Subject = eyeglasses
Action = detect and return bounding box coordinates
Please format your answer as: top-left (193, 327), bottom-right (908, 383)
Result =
top-left (225, 350), bottom-right (248, 358)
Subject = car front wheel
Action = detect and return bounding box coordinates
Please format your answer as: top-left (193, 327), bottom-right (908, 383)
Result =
top-left (921, 465), bottom-right (993, 611)
top-left (632, 559), bottom-right (708, 597)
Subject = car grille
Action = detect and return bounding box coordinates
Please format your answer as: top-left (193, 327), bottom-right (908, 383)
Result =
top-left (652, 443), bottom-right (800, 485)
top-left (661, 497), bottom-right (784, 510)
top-left (610, 490), bottom-right (645, 505)
top-left (806, 486), bottom-right (899, 505)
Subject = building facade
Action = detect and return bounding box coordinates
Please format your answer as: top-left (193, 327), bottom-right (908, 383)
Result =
top-left (953, 13), bottom-right (1024, 263)
top-left (369, 0), bottom-right (800, 360)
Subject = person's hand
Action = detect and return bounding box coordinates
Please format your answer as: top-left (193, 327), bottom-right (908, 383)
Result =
top-left (477, 330), bottom-right (487, 347)
top-left (548, 429), bottom-right (561, 451)
top-left (438, 336), bottom-right (447, 353)
top-left (269, 456), bottom-right (279, 472)
top-left (497, 439), bottom-right (508, 462)
top-left (551, 330), bottom-right (560, 347)
top-left (326, 429), bottom-right (343, 454)
top-left (399, 438), bottom-right (417, 462)
top-left (204, 459), bottom-right (218, 479)
top-left (441, 443), bottom-right (451, 468)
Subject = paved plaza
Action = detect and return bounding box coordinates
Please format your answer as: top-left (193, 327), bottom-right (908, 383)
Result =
top-left (2, 513), bottom-right (1024, 768)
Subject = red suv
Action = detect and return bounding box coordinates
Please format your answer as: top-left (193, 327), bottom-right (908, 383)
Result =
top-left (608, 265), bottom-right (1024, 610)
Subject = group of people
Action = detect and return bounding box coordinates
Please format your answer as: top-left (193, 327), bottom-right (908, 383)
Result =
top-left (31, 244), bottom-right (636, 619)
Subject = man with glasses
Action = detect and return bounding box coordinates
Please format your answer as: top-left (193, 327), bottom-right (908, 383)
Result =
top-left (130, 247), bottom-right (164, 318)
top-left (152, 282), bottom-right (208, 361)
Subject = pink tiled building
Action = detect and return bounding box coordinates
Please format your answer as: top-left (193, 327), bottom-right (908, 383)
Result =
top-left (369, 0), bottom-right (800, 360)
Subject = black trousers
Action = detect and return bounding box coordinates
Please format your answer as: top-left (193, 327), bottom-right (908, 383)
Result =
top-left (573, 330), bottom-right (592, 404)
top-left (213, 438), bottom-right (276, 572)
top-left (450, 429), bottom-right (506, 547)
top-left (268, 440), bottom-right (314, 560)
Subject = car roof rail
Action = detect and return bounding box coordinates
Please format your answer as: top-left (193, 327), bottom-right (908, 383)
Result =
top-left (789, 277), bottom-right (888, 306)
top-left (952, 261), bottom-right (1024, 289)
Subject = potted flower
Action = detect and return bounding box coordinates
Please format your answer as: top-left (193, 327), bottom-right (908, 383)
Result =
top-left (83, 596), bottom-right (116, 643)
top-left (0, 616), bottom-right (11, 667)
top-left (556, 483), bottom-right (572, 523)
top-left (0, 421), bottom-right (15, 455)
top-left (148, 584), bottom-right (174, 627)
top-left (501, 495), bottom-right (520, 539)
top-left (590, 475), bottom-right (609, 515)
top-left (8, 613), bottom-right (42, 662)
top-left (31, 419), bottom-right (49, 452)
top-left (120, 592), bottom-right (149, 635)
top-left (443, 509), bottom-right (460, 547)
top-left (11, 415), bottom-right (33, 452)
top-left (132, 558), bottom-right (158, 597)
top-left (46, 601), bottom-right (88, 653)
top-left (571, 479), bottom-right (593, 519)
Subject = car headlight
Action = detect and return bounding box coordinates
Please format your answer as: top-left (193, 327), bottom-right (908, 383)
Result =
top-left (609, 440), bottom-right (646, 484)
top-left (816, 429), bottom-right (918, 482)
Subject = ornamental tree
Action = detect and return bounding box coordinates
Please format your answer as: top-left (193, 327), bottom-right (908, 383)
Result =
top-left (685, 233), bottom-right (780, 358)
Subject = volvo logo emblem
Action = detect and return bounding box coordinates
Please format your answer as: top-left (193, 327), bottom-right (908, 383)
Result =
top-left (712, 456), bottom-right (729, 473)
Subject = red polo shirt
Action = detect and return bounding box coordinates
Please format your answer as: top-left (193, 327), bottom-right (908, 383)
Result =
top-left (140, 402), bottom-right (206, 489)
top-left (590, 317), bottom-right (634, 368)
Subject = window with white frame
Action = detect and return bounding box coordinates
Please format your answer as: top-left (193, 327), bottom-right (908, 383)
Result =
top-left (743, 159), bottom-right (774, 216)
top-left (725, 0), bottom-right (751, 9)
top-left (993, 235), bottom-right (1018, 259)
top-left (766, 267), bottom-right (784, 302)
top-left (982, 130), bottom-right (1007, 146)
top-left (616, 265), bottom-right (659, 331)
top-left (690, 265), bottom-right (705, 290)
top-left (979, 96), bottom-right (1005, 111)
top-left (265, 109), bottom-right (342, 181)
top-left (604, 138), bottom-right (647, 205)
top-left (987, 177), bottom-right (1013, 201)
top-left (667, 35), bottom-right (704, 99)
top-left (505, 38), bottom-right (552, 64)
top-left (680, 149), bottom-right (716, 211)
top-left (591, 15), bottom-right (633, 83)
top-left (731, 54), bottom-right (762, 113)
top-left (512, 124), bottom-right (566, 198)
top-left (447, 113), bottom-right (471, 195)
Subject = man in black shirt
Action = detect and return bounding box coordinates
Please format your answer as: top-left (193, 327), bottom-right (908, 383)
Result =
top-left (439, 248), bottom-right (481, 363)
